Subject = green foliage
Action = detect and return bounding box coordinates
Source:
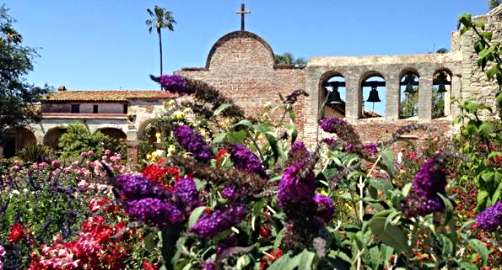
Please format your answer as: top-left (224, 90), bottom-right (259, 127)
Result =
top-left (399, 91), bottom-right (418, 118)
top-left (0, 6), bottom-right (51, 141)
top-left (274, 52), bottom-right (307, 66)
top-left (16, 143), bottom-right (53, 162)
top-left (58, 122), bottom-right (112, 159)
top-left (489, 0), bottom-right (501, 10)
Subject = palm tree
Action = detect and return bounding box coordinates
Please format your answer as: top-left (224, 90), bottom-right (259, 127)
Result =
top-left (146, 6), bottom-right (176, 76)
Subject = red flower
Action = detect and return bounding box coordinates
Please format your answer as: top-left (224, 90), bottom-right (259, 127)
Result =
top-left (8, 222), bottom-right (25, 243)
top-left (259, 226), bottom-right (270, 238)
top-left (142, 164), bottom-right (180, 185)
top-left (216, 149), bottom-right (229, 163)
top-left (143, 261), bottom-right (158, 270)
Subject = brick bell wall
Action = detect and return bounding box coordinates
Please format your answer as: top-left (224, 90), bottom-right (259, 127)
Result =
top-left (175, 31), bottom-right (307, 138)
top-left (175, 30), bottom-right (457, 147)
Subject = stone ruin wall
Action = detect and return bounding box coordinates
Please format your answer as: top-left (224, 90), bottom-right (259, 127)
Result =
top-left (459, 7), bottom-right (502, 117)
top-left (175, 7), bottom-right (502, 147)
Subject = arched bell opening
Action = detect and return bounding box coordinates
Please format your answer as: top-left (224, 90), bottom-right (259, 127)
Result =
top-left (361, 74), bottom-right (386, 118)
top-left (320, 74), bottom-right (346, 118)
top-left (399, 72), bottom-right (420, 119)
top-left (432, 69), bottom-right (452, 118)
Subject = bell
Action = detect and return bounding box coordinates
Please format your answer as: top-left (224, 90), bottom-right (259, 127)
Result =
top-left (404, 74), bottom-right (416, 94)
top-left (436, 72), bottom-right (448, 93)
top-left (327, 85), bottom-right (343, 104)
top-left (367, 85), bottom-right (381, 103)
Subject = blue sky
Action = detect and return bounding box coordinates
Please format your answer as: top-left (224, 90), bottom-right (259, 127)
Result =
top-left (3, 0), bottom-right (489, 91)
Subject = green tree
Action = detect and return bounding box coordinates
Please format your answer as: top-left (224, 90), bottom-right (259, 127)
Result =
top-left (58, 122), bottom-right (112, 159)
top-left (0, 6), bottom-right (50, 142)
top-left (399, 91), bottom-right (418, 118)
top-left (436, 48), bottom-right (448, 53)
top-left (274, 52), bottom-right (307, 66)
top-left (489, 0), bottom-right (501, 10)
top-left (146, 5), bottom-right (176, 76)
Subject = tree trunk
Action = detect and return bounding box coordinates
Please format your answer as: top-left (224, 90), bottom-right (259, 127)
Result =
top-left (158, 29), bottom-right (163, 76)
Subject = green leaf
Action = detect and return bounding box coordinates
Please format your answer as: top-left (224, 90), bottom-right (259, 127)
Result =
top-left (267, 251), bottom-right (299, 270)
top-left (369, 246), bottom-right (381, 268)
top-left (213, 103), bottom-right (233, 116)
top-left (274, 228), bottom-right (286, 250)
top-left (265, 131), bottom-right (280, 163)
top-left (236, 255), bottom-right (251, 270)
top-left (438, 193), bottom-right (454, 226)
top-left (459, 261), bottom-right (478, 270)
top-left (298, 249), bottom-right (316, 270)
top-left (440, 234), bottom-right (453, 257)
top-left (212, 133), bottom-right (227, 143)
top-left (188, 206), bottom-right (207, 227)
top-left (226, 130), bottom-right (247, 144)
top-left (369, 217), bottom-right (410, 253)
top-left (368, 178), bottom-right (393, 197)
top-left (402, 183), bottom-right (412, 197)
top-left (469, 239), bottom-right (488, 265)
top-left (160, 225), bottom-right (182, 268)
top-left (234, 119), bottom-right (255, 130)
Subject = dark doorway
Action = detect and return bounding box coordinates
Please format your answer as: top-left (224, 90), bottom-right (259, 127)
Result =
top-left (3, 136), bottom-right (16, 158)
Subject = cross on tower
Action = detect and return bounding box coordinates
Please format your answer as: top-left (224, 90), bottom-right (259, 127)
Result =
top-left (235, 3), bottom-right (251, 31)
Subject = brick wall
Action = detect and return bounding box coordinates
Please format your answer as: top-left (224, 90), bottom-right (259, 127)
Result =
top-left (175, 31), bottom-right (306, 136)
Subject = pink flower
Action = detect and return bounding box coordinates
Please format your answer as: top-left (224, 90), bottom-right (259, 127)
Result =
top-left (51, 160), bottom-right (60, 167)
top-left (104, 149), bottom-right (112, 155)
top-left (32, 163), bottom-right (38, 169)
top-left (81, 152), bottom-right (88, 158)
top-left (87, 150), bottom-right (94, 156)
top-left (39, 162), bottom-right (49, 168)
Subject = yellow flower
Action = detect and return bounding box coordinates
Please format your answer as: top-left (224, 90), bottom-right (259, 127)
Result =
top-left (168, 145), bottom-right (176, 155)
top-left (155, 132), bottom-right (161, 139)
top-left (151, 151), bottom-right (159, 158)
top-left (174, 111), bottom-right (184, 120)
top-left (263, 102), bottom-right (272, 110)
top-left (146, 154), bottom-right (152, 160)
top-left (257, 134), bottom-right (266, 141)
top-left (200, 129), bottom-right (207, 137)
top-left (320, 189), bottom-right (328, 196)
top-left (345, 203), bottom-right (353, 210)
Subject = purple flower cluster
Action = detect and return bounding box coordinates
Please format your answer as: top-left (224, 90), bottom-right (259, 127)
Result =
top-left (278, 163), bottom-right (316, 207)
top-left (319, 118), bottom-right (362, 147)
top-left (227, 143), bottom-right (268, 179)
top-left (190, 206), bottom-right (247, 239)
top-left (221, 186), bottom-right (239, 201)
top-left (286, 142), bottom-right (310, 167)
top-left (158, 75), bottom-right (192, 94)
top-left (174, 125), bottom-right (214, 163)
top-left (174, 177), bottom-right (201, 211)
top-left (401, 156), bottom-right (447, 217)
top-left (115, 174), bottom-right (185, 228)
top-left (314, 194), bottom-right (335, 225)
top-left (362, 143), bottom-right (378, 154)
top-left (126, 198), bottom-right (184, 227)
top-left (115, 174), bottom-right (167, 200)
top-left (475, 201), bottom-right (502, 231)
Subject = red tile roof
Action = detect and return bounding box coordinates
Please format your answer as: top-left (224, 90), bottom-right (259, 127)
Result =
top-left (43, 90), bottom-right (173, 102)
